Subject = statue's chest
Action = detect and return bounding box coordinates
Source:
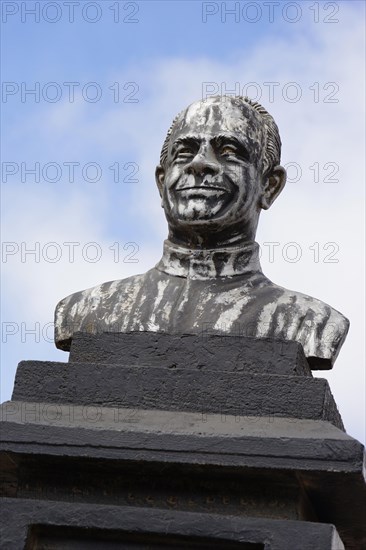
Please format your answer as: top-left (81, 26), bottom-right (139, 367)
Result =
top-left (121, 274), bottom-right (270, 335)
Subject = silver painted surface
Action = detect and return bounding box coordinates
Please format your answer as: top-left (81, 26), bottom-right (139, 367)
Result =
top-left (55, 239), bottom-right (348, 368)
top-left (55, 96), bottom-right (349, 368)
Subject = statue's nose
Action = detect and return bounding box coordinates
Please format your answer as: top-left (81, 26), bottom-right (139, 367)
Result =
top-left (185, 151), bottom-right (220, 177)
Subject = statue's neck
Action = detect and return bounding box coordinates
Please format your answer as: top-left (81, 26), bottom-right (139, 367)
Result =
top-left (155, 239), bottom-right (262, 280)
top-left (166, 217), bottom-right (259, 249)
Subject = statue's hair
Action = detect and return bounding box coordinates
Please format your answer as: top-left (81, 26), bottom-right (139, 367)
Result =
top-left (159, 96), bottom-right (281, 176)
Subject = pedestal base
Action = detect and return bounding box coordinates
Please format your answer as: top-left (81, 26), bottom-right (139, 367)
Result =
top-left (1, 499), bottom-right (344, 550)
top-left (1, 334), bottom-right (365, 549)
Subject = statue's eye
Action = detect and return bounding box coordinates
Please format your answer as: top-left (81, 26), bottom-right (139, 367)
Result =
top-left (221, 145), bottom-right (237, 156)
top-left (176, 147), bottom-right (194, 159)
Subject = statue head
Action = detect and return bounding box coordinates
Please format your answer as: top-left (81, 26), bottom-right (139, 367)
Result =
top-left (155, 96), bottom-right (286, 247)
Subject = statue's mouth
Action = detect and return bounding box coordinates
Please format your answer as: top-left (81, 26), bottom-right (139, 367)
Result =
top-left (176, 186), bottom-right (228, 198)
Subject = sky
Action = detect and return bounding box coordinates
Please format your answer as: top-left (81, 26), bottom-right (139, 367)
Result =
top-left (1, 0), bottom-right (365, 443)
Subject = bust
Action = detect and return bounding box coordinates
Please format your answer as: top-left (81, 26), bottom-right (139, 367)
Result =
top-left (55, 96), bottom-right (349, 369)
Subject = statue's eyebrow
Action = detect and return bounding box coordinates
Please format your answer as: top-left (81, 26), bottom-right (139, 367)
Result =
top-left (171, 135), bottom-right (201, 154)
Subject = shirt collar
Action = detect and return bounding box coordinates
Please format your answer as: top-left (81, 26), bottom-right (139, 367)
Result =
top-left (155, 240), bottom-right (262, 280)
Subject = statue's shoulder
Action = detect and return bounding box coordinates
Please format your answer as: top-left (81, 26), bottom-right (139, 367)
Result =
top-left (54, 272), bottom-right (147, 350)
top-left (260, 282), bottom-right (350, 368)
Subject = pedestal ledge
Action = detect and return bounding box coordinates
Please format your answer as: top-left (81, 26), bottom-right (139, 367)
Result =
top-left (1, 401), bottom-right (365, 548)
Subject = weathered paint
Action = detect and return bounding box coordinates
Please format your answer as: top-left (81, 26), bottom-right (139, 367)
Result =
top-left (54, 97), bottom-right (349, 369)
top-left (55, 240), bottom-right (349, 369)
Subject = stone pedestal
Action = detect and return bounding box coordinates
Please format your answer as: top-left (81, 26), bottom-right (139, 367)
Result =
top-left (1, 333), bottom-right (365, 549)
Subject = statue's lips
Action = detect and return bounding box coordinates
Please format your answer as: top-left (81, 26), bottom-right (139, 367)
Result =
top-left (176, 186), bottom-right (228, 198)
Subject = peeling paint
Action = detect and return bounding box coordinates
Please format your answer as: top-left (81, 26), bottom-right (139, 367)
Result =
top-left (55, 239), bottom-right (349, 369)
top-left (54, 97), bottom-right (349, 370)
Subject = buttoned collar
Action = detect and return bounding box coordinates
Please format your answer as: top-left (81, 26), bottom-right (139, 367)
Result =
top-left (155, 239), bottom-right (262, 280)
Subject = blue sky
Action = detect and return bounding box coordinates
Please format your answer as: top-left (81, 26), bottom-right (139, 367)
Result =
top-left (1, 0), bottom-right (365, 442)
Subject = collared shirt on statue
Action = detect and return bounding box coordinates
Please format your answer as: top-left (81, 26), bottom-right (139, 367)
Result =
top-left (55, 240), bottom-right (349, 369)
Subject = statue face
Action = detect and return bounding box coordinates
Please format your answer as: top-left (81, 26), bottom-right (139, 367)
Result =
top-left (159, 97), bottom-right (266, 236)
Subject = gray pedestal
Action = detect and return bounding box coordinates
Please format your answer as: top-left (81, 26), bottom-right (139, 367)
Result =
top-left (1, 333), bottom-right (365, 549)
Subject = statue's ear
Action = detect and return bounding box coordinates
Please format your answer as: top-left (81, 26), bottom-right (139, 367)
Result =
top-left (260, 165), bottom-right (286, 210)
top-left (155, 165), bottom-right (165, 198)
